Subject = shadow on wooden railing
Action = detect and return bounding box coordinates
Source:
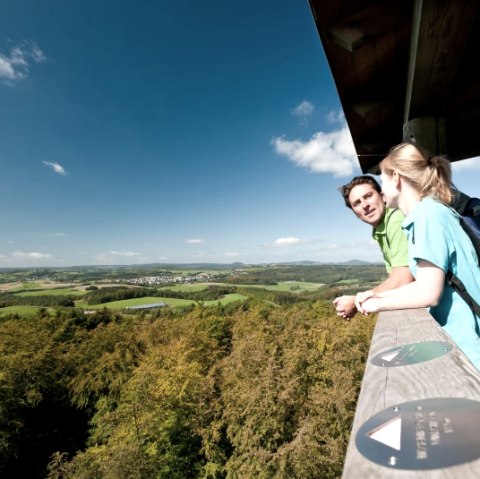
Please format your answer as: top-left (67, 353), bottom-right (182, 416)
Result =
top-left (342, 308), bottom-right (480, 478)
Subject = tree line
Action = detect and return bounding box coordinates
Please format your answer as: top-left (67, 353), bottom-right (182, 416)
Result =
top-left (0, 293), bottom-right (75, 307)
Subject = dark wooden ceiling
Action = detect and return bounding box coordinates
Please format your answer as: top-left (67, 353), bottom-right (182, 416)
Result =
top-left (308, 0), bottom-right (480, 173)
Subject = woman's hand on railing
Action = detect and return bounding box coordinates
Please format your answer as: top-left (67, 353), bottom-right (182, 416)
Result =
top-left (355, 290), bottom-right (379, 314)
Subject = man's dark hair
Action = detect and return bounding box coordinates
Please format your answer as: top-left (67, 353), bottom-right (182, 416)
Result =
top-left (340, 175), bottom-right (381, 209)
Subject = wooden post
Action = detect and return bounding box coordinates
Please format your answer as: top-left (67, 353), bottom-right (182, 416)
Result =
top-left (403, 116), bottom-right (446, 155)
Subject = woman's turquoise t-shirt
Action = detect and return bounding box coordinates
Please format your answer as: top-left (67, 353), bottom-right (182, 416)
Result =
top-left (403, 198), bottom-right (480, 370)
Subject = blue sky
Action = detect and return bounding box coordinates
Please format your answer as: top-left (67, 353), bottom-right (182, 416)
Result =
top-left (1, 0), bottom-right (479, 268)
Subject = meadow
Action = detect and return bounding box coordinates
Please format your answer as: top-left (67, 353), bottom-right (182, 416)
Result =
top-left (0, 277), bottom-right (334, 316)
top-left (74, 293), bottom-right (248, 311)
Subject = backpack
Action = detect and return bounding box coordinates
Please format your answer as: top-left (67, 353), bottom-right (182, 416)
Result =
top-left (451, 189), bottom-right (480, 253)
top-left (447, 190), bottom-right (480, 332)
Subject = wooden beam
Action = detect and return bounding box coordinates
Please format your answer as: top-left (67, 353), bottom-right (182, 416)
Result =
top-left (351, 100), bottom-right (384, 118)
top-left (329, 4), bottom-right (405, 53)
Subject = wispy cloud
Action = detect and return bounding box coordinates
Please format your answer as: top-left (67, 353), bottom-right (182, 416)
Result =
top-left (0, 41), bottom-right (46, 84)
top-left (43, 161), bottom-right (68, 176)
top-left (272, 115), bottom-right (358, 177)
top-left (12, 250), bottom-right (51, 259)
top-left (266, 237), bottom-right (304, 247)
top-left (290, 100), bottom-right (314, 122)
top-left (54, 232), bottom-right (67, 237)
top-left (452, 156), bottom-right (480, 171)
top-left (224, 252), bottom-right (239, 257)
top-left (186, 238), bottom-right (204, 244)
top-left (94, 251), bottom-right (142, 264)
top-left (327, 110), bottom-right (345, 125)
top-left (109, 251), bottom-right (140, 257)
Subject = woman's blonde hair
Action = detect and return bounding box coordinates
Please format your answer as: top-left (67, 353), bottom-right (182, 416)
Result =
top-left (379, 142), bottom-right (453, 204)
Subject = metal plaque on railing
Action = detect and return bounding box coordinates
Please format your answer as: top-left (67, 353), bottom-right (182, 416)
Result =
top-left (356, 397), bottom-right (480, 470)
top-left (371, 341), bottom-right (452, 367)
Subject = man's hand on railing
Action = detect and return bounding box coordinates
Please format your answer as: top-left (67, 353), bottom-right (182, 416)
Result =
top-left (333, 295), bottom-right (357, 319)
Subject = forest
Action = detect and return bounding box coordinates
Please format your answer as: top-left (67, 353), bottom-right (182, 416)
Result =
top-left (0, 264), bottom-right (381, 478)
top-left (0, 265), bottom-right (385, 479)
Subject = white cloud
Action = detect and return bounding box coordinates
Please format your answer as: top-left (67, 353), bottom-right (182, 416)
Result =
top-left (452, 156), bottom-right (480, 171)
top-left (266, 237), bottom-right (304, 247)
top-left (54, 232), bottom-right (67, 237)
top-left (272, 121), bottom-right (358, 178)
top-left (43, 161), bottom-right (67, 176)
top-left (224, 252), bottom-right (239, 257)
top-left (94, 251), bottom-right (142, 264)
top-left (290, 100), bottom-right (314, 118)
top-left (186, 238), bottom-right (204, 244)
top-left (109, 251), bottom-right (140, 257)
top-left (0, 41), bottom-right (46, 84)
top-left (12, 250), bottom-right (51, 259)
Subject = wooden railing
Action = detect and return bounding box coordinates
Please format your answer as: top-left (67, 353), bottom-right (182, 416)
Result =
top-left (342, 308), bottom-right (480, 478)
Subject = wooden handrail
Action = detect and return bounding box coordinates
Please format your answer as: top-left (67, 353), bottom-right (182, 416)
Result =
top-left (342, 308), bottom-right (480, 478)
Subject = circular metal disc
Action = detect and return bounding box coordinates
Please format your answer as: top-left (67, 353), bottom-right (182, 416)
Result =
top-left (371, 341), bottom-right (452, 367)
top-left (356, 397), bottom-right (480, 470)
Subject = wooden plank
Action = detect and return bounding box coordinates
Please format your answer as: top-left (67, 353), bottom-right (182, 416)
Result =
top-left (342, 308), bottom-right (480, 479)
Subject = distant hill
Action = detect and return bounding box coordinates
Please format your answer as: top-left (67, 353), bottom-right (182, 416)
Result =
top-left (335, 259), bottom-right (382, 266)
top-left (256, 260), bottom-right (381, 267)
top-left (0, 260), bottom-right (382, 273)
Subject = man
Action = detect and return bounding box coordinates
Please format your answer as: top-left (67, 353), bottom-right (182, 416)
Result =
top-left (333, 175), bottom-right (414, 319)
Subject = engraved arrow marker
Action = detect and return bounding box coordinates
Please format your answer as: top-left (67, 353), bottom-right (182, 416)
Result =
top-left (369, 416), bottom-right (402, 450)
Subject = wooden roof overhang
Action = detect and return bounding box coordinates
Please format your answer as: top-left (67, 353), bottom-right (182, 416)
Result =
top-left (308, 0), bottom-right (480, 173)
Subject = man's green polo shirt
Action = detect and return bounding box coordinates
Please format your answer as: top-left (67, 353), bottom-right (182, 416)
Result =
top-left (372, 207), bottom-right (409, 273)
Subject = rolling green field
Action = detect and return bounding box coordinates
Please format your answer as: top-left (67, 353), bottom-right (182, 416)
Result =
top-left (75, 296), bottom-right (192, 310)
top-left (159, 281), bottom-right (325, 293)
top-left (203, 293), bottom-right (247, 306)
top-left (75, 293), bottom-right (247, 311)
top-left (1, 262), bottom-right (387, 319)
top-left (8, 282), bottom-right (45, 291)
top-left (335, 279), bottom-right (360, 285)
top-left (157, 283), bottom-right (218, 292)
top-left (240, 281), bottom-right (325, 292)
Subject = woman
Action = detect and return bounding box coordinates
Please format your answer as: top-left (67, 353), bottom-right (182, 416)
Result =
top-left (355, 142), bottom-right (480, 370)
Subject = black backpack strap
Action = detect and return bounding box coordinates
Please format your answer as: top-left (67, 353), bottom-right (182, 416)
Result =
top-left (458, 216), bottom-right (480, 268)
top-left (446, 270), bottom-right (480, 337)
top-left (465, 197), bottom-right (480, 217)
top-left (450, 187), bottom-right (471, 215)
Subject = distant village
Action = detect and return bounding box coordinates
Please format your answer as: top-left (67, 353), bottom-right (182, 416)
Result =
top-left (123, 271), bottom-right (225, 286)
